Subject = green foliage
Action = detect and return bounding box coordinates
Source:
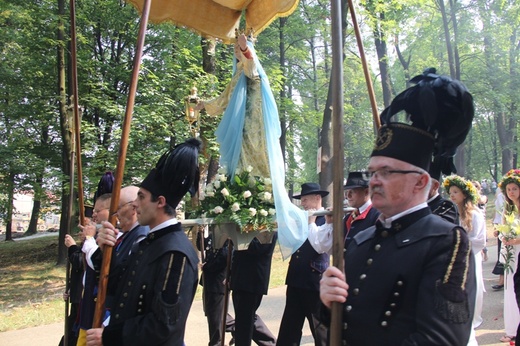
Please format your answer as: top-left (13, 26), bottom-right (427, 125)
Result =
top-left (2, 0), bottom-right (520, 229)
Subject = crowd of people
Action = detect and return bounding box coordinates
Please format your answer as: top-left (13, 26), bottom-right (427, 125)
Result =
top-left (61, 166), bottom-right (520, 346)
top-left (57, 33), bottom-right (520, 346)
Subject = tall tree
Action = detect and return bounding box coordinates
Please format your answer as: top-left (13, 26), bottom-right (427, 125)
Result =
top-left (56, 0), bottom-right (73, 263)
top-left (363, 0), bottom-right (393, 107)
top-left (474, 0), bottom-right (520, 175)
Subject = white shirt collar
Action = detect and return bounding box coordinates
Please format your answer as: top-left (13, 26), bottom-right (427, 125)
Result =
top-left (427, 193), bottom-right (440, 204)
top-left (380, 202), bottom-right (428, 228)
top-left (358, 200), bottom-right (372, 214)
top-left (149, 218), bottom-right (178, 233)
top-left (122, 221), bottom-right (140, 233)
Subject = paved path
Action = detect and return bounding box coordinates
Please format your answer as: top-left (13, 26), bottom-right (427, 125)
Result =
top-left (0, 231), bottom-right (58, 242)
top-left (0, 239), bottom-right (510, 345)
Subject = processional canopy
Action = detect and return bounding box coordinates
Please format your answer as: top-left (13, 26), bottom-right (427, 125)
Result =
top-left (125, 0), bottom-right (299, 43)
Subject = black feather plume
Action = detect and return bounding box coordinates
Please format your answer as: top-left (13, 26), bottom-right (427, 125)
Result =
top-left (93, 171), bottom-right (115, 204)
top-left (151, 138), bottom-right (201, 208)
top-left (379, 68), bottom-right (474, 178)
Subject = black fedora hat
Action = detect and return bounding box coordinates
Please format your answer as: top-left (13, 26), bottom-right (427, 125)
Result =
top-left (293, 183), bottom-right (329, 200)
top-left (344, 172), bottom-right (369, 189)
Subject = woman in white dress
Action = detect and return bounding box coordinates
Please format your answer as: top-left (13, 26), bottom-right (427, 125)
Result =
top-left (444, 175), bottom-right (486, 344)
top-left (498, 169), bottom-right (520, 343)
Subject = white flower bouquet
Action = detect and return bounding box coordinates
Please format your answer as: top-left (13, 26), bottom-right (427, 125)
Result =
top-left (197, 166), bottom-right (276, 233)
top-left (496, 210), bottom-right (520, 275)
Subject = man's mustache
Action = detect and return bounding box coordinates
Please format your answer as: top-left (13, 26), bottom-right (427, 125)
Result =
top-left (370, 186), bottom-right (384, 196)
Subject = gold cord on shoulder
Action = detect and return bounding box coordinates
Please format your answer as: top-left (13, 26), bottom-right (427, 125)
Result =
top-left (163, 253), bottom-right (175, 291)
top-left (176, 257), bottom-right (186, 295)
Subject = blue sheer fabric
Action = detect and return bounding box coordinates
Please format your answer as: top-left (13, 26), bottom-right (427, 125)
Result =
top-left (214, 72), bottom-right (246, 175)
top-left (215, 42), bottom-right (308, 258)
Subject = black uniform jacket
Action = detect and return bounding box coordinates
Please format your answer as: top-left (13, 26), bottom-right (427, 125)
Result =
top-left (428, 194), bottom-right (459, 225)
top-left (230, 231), bottom-right (278, 295)
top-left (343, 205), bottom-right (380, 250)
top-left (340, 207), bottom-right (476, 345)
top-left (67, 244), bottom-right (84, 304)
top-left (103, 223), bottom-right (199, 346)
top-left (92, 224), bottom-right (149, 311)
top-left (111, 224), bottom-right (149, 269)
top-left (285, 216), bottom-right (328, 291)
top-left (197, 233), bottom-right (231, 295)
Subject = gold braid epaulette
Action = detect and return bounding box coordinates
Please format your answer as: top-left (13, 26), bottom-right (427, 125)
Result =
top-left (434, 227), bottom-right (471, 323)
top-left (163, 254), bottom-right (175, 291)
top-left (442, 228), bottom-right (471, 289)
top-left (176, 257), bottom-right (186, 295)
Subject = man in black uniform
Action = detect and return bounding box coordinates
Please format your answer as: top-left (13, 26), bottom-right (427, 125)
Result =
top-left (342, 172), bottom-right (380, 250)
top-left (86, 138), bottom-right (201, 346)
top-left (90, 186), bottom-right (149, 313)
top-left (59, 205), bottom-right (93, 346)
top-left (320, 69), bottom-right (476, 345)
top-left (230, 231), bottom-right (278, 346)
top-left (427, 175), bottom-right (459, 224)
top-left (277, 183), bottom-right (331, 346)
top-left (196, 230), bottom-right (233, 346)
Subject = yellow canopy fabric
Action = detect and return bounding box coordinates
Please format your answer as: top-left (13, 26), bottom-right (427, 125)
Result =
top-left (125, 0), bottom-right (299, 43)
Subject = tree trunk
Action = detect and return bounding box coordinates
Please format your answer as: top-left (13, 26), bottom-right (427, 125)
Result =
top-left (449, 0), bottom-right (466, 175)
top-left (479, 6), bottom-right (518, 175)
top-left (26, 173), bottom-right (43, 236)
top-left (395, 37), bottom-right (411, 86)
top-left (200, 37), bottom-right (219, 185)
top-left (496, 109), bottom-right (515, 173)
top-left (320, 0), bottom-right (347, 207)
top-left (439, 0), bottom-right (469, 174)
top-left (279, 17), bottom-right (288, 164)
top-left (364, 0), bottom-right (392, 107)
top-left (5, 171), bottom-right (15, 242)
top-left (448, 0), bottom-right (461, 80)
top-left (202, 37), bottom-right (216, 75)
top-left (373, 24), bottom-right (392, 107)
top-left (278, 17), bottom-right (300, 197)
top-left (320, 74), bottom-right (334, 208)
top-left (26, 199), bottom-right (41, 235)
top-left (488, 115), bottom-right (499, 181)
top-left (437, 0), bottom-right (456, 78)
top-left (508, 29), bottom-right (519, 169)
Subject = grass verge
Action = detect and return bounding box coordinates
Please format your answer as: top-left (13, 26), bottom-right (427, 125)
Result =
top-left (0, 236), bottom-right (65, 332)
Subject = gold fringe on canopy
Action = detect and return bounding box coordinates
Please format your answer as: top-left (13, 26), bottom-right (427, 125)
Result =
top-left (125, 0), bottom-right (300, 43)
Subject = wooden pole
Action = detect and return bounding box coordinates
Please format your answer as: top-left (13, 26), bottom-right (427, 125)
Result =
top-left (92, 0), bottom-right (152, 328)
top-left (70, 0), bottom-right (85, 227)
top-left (63, 148), bottom-right (75, 346)
top-left (220, 238), bottom-right (233, 346)
top-left (66, 1), bottom-right (83, 344)
top-left (199, 227), bottom-right (206, 263)
top-left (330, 0), bottom-right (345, 344)
top-left (347, 0), bottom-right (380, 132)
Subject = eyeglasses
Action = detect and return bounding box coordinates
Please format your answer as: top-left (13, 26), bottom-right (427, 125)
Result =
top-left (362, 168), bottom-right (423, 180)
top-left (113, 201), bottom-right (133, 215)
top-left (93, 208), bottom-right (109, 214)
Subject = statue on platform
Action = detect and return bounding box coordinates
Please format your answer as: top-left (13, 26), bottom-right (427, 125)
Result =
top-left (196, 29), bottom-right (307, 258)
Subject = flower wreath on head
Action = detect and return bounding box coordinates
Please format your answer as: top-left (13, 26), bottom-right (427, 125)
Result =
top-left (499, 169), bottom-right (520, 195)
top-left (442, 175), bottom-right (478, 204)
